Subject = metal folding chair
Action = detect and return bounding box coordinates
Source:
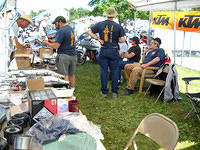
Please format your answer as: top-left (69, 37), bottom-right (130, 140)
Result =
top-left (124, 113), bottom-right (179, 150)
top-left (182, 77), bottom-right (200, 121)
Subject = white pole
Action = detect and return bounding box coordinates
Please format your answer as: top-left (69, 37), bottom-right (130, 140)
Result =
top-left (181, 31), bottom-right (185, 65)
top-left (134, 9), bottom-right (136, 36)
top-left (4, 1), bottom-right (8, 73)
top-left (173, 1), bottom-right (177, 64)
top-left (147, 11), bottom-right (151, 45)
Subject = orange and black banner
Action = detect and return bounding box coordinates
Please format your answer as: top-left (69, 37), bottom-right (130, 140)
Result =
top-left (151, 11), bottom-right (200, 33)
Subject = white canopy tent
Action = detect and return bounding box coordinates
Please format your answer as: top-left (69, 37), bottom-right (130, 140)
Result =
top-left (127, 0), bottom-right (200, 64)
top-left (127, 0), bottom-right (200, 11)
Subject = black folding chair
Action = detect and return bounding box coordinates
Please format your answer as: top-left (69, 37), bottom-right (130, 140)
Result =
top-left (182, 77), bottom-right (200, 121)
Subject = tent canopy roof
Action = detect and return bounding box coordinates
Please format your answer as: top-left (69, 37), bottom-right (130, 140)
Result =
top-left (127, 0), bottom-right (200, 11)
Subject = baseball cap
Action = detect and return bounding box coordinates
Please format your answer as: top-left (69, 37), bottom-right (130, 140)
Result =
top-left (153, 37), bottom-right (161, 46)
top-left (52, 16), bottom-right (66, 24)
top-left (130, 36), bottom-right (140, 45)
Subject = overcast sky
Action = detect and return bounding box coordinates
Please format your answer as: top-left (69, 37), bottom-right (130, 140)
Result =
top-left (17, 0), bottom-right (93, 13)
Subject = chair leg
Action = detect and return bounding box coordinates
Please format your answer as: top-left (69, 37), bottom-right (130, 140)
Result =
top-left (139, 79), bottom-right (144, 93)
top-left (155, 87), bottom-right (165, 103)
top-left (184, 108), bottom-right (194, 119)
top-left (144, 84), bottom-right (151, 96)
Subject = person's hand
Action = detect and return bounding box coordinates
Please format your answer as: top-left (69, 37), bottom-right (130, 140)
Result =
top-left (124, 52), bottom-right (129, 58)
top-left (24, 44), bottom-right (30, 48)
top-left (98, 38), bottom-right (104, 45)
top-left (42, 40), bottom-right (49, 46)
top-left (144, 46), bottom-right (150, 53)
top-left (141, 63), bottom-right (149, 69)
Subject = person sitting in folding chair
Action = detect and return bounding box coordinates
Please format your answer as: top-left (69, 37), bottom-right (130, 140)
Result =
top-left (121, 37), bottom-right (166, 96)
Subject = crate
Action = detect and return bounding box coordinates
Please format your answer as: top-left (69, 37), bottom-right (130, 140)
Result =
top-left (15, 54), bottom-right (31, 69)
top-left (39, 48), bottom-right (53, 58)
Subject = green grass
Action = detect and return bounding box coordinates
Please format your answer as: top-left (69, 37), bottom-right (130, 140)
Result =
top-left (75, 61), bottom-right (200, 150)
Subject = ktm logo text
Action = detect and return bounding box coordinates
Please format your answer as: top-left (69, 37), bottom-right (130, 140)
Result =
top-left (152, 15), bottom-right (170, 26)
top-left (179, 15), bottom-right (200, 29)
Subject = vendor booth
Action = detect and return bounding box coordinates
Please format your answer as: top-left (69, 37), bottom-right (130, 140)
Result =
top-left (127, 0), bottom-right (200, 64)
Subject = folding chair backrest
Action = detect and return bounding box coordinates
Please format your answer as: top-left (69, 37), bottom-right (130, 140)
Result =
top-left (136, 113), bottom-right (179, 150)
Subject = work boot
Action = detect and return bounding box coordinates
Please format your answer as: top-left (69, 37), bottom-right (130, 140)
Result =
top-left (112, 93), bottom-right (118, 98)
top-left (100, 91), bottom-right (107, 98)
top-left (121, 88), bottom-right (134, 96)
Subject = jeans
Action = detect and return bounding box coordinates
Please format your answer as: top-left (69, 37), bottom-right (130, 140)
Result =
top-left (98, 48), bottom-right (120, 94)
top-left (118, 60), bottom-right (133, 80)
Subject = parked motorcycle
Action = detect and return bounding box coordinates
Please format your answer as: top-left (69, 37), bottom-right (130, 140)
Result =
top-left (76, 32), bottom-right (100, 65)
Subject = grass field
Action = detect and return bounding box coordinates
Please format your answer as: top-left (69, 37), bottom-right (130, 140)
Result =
top-left (75, 61), bottom-right (200, 150)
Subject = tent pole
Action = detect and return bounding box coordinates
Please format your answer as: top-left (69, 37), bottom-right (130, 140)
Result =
top-left (4, 1), bottom-right (8, 73)
top-left (134, 9), bottom-right (136, 36)
top-left (147, 11), bottom-right (151, 45)
top-left (173, 1), bottom-right (177, 64)
top-left (181, 31), bottom-right (185, 65)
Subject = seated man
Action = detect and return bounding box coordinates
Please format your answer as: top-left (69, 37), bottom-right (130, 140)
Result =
top-left (118, 37), bottom-right (141, 83)
top-left (121, 37), bottom-right (166, 96)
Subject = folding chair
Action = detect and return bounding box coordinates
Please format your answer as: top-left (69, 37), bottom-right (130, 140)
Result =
top-left (144, 64), bottom-right (170, 103)
top-left (182, 77), bottom-right (200, 121)
top-left (139, 66), bottom-right (159, 93)
top-left (139, 56), bottom-right (171, 93)
top-left (124, 113), bottom-right (179, 150)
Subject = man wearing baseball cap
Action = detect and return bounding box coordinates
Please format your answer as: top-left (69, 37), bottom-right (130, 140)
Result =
top-left (118, 36), bottom-right (141, 83)
top-left (86, 7), bottom-right (126, 98)
top-left (122, 37), bottom-right (166, 96)
top-left (43, 16), bottom-right (77, 91)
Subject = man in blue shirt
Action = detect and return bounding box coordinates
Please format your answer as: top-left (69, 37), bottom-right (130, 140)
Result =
top-left (43, 16), bottom-right (77, 90)
top-left (87, 7), bottom-right (126, 98)
top-left (122, 37), bottom-right (166, 96)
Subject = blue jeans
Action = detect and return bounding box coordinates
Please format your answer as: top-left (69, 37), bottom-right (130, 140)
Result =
top-left (118, 60), bottom-right (134, 80)
top-left (98, 48), bottom-right (120, 94)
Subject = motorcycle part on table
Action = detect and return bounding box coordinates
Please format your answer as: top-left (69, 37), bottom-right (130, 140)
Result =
top-left (7, 119), bottom-right (24, 130)
top-left (14, 135), bottom-right (32, 150)
top-left (0, 137), bottom-right (9, 150)
top-left (12, 113), bottom-right (29, 128)
top-left (3, 125), bottom-right (23, 144)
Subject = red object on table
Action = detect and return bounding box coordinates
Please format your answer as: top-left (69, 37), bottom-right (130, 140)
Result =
top-left (69, 100), bottom-right (80, 112)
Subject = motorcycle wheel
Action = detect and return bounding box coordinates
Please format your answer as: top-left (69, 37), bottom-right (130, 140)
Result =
top-left (77, 51), bottom-right (86, 65)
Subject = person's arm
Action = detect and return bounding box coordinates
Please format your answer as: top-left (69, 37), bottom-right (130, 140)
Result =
top-left (141, 57), bottom-right (160, 68)
top-left (42, 40), bottom-right (60, 49)
top-left (86, 28), bottom-right (103, 45)
top-left (119, 36), bottom-right (126, 43)
top-left (13, 37), bottom-right (29, 49)
top-left (124, 52), bottom-right (135, 58)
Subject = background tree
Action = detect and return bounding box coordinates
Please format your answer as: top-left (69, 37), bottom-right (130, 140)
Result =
top-left (65, 8), bottom-right (91, 23)
top-left (88, 0), bottom-right (149, 24)
top-left (30, 10), bottom-right (46, 17)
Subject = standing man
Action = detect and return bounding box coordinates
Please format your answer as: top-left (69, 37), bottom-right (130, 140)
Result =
top-left (9, 14), bottom-right (34, 61)
top-left (121, 37), bottom-right (166, 96)
top-left (87, 7), bottom-right (126, 98)
top-left (43, 16), bottom-right (77, 90)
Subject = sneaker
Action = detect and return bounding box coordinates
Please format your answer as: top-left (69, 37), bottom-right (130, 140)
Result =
top-left (112, 93), bottom-right (118, 98)
top-left (100, 91), bottom-right (107, 98)
top-left (121, 88), bottom-right (134, 96)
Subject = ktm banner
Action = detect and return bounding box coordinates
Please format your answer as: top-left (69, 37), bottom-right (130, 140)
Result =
top-left (151, 11), bottom-right (200, 33)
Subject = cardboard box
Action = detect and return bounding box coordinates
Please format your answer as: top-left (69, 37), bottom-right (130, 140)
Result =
top-left (28, 89), bottom-right (57, 126)
top-left (15, 53), bottom-right (31, 69)
top-left (27, 77), bottom-right (45, 91)
top-left (16, 49), bottom-right (33, 54)
top-left (39, 48), bottom-right (53, 58)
